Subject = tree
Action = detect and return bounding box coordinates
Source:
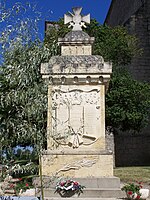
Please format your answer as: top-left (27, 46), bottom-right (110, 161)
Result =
top-left (106, 67), bottom-right (150, 132)
top-left (0, 42), bottom-right (51, 148)
top-left (0, 2), bottom-right (55, 150)
top-left (87, 20), bottom-right (141, 66)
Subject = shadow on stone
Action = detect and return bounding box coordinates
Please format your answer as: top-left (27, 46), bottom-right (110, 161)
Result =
top-left (55, 190), bottom-right (81, 198)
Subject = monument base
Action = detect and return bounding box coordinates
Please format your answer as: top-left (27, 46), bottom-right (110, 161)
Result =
top-left (41, 150), bottom-right (113, 177)
top-left (34, 177), bottom-right (123, 198)
top-left (33, 150), bottom-right (123, 198)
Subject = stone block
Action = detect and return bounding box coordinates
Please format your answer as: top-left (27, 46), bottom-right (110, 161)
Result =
top-left (41, 153), bottom-right (113, 177)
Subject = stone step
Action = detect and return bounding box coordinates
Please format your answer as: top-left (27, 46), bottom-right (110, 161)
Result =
top-left (33, 177), bottom-right (120, 189)
top-left (39, 188), bottom-right (125, 198)
top-left (44, 198), bottom-right (122, 200)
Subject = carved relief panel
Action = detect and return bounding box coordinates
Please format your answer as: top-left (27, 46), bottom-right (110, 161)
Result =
top-left (51, 85), bottom-right (101, 148)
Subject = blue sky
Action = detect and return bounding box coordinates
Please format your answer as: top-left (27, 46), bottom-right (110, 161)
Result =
top-left (3, 0), bottom-right (112, 38)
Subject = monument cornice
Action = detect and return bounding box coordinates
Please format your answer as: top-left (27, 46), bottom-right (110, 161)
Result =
top-left (58, 31), bottom-right (95, 45)
top-left (41, 55), bottom-right (112, 75)
top-left (42, 149), bottom-right (113, 155)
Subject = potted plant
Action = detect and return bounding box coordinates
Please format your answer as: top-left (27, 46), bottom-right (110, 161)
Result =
top-left (55, 179), bottom-right (85, 197)
top-left (121, 182), bottom-right (149, 200)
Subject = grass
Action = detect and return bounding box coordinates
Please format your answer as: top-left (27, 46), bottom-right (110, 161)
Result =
top-left (114, 166), bottom-right (150, 184)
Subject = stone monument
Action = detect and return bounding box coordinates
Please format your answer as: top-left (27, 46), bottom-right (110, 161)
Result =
top-left (40, 7), bottom-right (121, 198)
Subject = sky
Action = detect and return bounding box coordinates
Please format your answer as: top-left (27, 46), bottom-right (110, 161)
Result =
top-left (3, 0), bottom-right (112, 39)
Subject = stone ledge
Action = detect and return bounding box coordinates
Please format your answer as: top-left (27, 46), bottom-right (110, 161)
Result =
top-left (41, 55), bottom-right (112, 75)
top-left (45, 198), bottom-right (121, 200)
top-left (42, 149), bottom-right (113, 155)
top-left (33, 177), bottom-right (120, 189)
top-left (39, 188), bottom-right (123, 198)
top-left (58, 31), bottom-right (94, 43)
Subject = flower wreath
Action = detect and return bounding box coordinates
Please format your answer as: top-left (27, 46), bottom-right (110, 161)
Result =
top-left (55, 179), bottom-right (85, 197)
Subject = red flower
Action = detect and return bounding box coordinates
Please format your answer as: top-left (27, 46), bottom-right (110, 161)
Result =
top-left (74, 182), bottom-right (79, 186)
top-left (25, 183), bottom-right (29, 187)
top-left (136, 195), bottom-right (141, 199)
top-left (140, 185), bottom-right (143, 188)
top-left (128, 191), bottom-right (133, 195)
top-left (10, 184), bottom-right (14, 188)
top-left (19, 178), bottom-right (22, 181)
top-left (60, 182), bottom-right (65, 186)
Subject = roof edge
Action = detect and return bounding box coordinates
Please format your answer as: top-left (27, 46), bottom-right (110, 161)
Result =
top-left (104, 0), bottom-right (115, 25)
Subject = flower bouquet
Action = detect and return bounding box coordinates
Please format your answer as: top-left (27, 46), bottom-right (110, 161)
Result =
top-left (14, 178), bottom-right (31, 195)
top-left (55, 179), bottom-right (85, 197)
top-left (121, 182), bottom-right (143, 199)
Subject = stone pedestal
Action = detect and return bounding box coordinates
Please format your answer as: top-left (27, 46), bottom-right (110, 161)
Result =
top-left (40, 54), bottom-right (113, 178)
top-left (41, 150), bottom-right (113, 177)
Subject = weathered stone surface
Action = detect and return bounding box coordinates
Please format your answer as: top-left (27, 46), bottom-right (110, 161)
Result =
top-left (59, 31), bottom-right (92, 42)
top-left (41, 7), bottom-right (114, 185)
top-left (34, 176), bottom-right (120, 189)
top-left (0, 183), bottom-right (4, 195)
top-left (64, 7), bottom-right (90, 31)
top-left (19, 188), bottom-right (39, 196)
top-left (41, 154), bottom-right (113, 177)
top-left (46, 84), bottom-right (106, 150)
top-left (105, 0), bottom-right (143, 27)
top-left (115, 133), bottom-right (150, 166)
top-left (61, 45), bottom-right (92, 56)
top-left (49, 85), bottom-right (104, 149)
top-left (41, 55), bottom-right (110, 74)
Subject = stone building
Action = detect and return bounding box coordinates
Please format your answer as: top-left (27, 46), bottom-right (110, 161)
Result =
top-left (105, 0), bottom-right (150, 166)
top-left (105, 0), bottom-right (150, 83)
top-left (105, 0), bottom-right (150, 82)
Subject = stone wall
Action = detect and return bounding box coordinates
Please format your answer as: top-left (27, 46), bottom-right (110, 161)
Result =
top-left (105, 0), bottom-right (150, 83)
top-left (105, 0), bottom-right (143, 26)
top-left (124, 0), bottom-right (150, 82)
top-left (106, 128), bottom-right (150, 167)
top-left (114, 129), bottom-right (150, 167)
top-left (105, 127), bottom-right (115, 167)
top-left (105, 127), bottom-right (114, 154)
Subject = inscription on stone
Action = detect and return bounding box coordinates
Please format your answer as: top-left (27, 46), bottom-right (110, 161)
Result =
top-left (51, 86), bottom-right (101, 147)
top-left (70, 105), bottom-right (83, 132)
top-left (84, 105), bottom-right (100, 139)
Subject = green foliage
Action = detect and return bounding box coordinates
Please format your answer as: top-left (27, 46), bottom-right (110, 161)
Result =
top-left (121, 182), bottom-right (142, 195)
top-left (85, 19), bottom-right (140, 65)
top-left (0, 1), bottom-right (41, 60)
top-left (2, 146), bottom-right (38, 164)
top-left (106, 67), bottom-right (150, 132)
top-left (0, 42), bottom-right (52, 148)
top-left (1, 147), bottom-right (38, 185)
top-left (14, 179), bottom-right (32, 195)
top-left (44, 18), bottom-right (71, 54)
top-left (114, 167), bottom-right (150, 184)
top-left (0, 2), bottom-right (53, 149)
